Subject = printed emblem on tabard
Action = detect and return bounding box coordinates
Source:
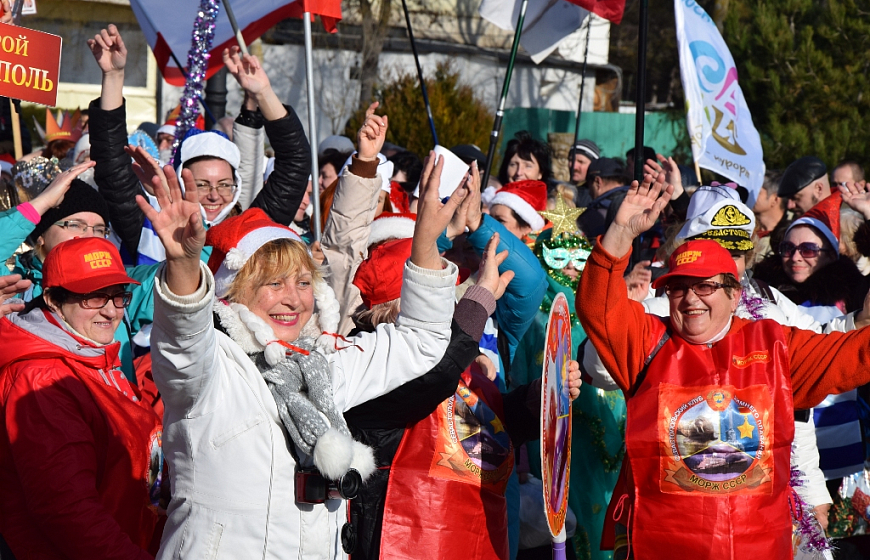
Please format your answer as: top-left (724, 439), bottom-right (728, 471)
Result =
top-left (711, 204), bottom-right (751, 226)
top-left (428, 379), bottom-right (514, 493)
top-left (659, 383), bottom-right (774, 495)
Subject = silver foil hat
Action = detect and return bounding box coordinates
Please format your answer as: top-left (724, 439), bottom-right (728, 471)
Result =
top-left (12, 156), bottom-right (61, 202)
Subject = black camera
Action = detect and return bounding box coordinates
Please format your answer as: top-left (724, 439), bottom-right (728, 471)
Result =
top-left (295, 468), bottom-right (361, 504)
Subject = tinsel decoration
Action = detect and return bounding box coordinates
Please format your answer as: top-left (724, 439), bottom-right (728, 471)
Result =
top-left (789, 463), bottom-right (834, 557)
top-left (739, 283), bottom-right (765, 321)
top-left (170, 0), bottom-right (221, 166)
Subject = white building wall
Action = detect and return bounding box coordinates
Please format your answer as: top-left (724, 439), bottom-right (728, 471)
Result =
top-left (160, 15), bottom-right (609, 149)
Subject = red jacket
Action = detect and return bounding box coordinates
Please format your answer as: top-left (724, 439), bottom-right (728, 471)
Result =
top-left (577, 242), bottom-right (870, 559)
top-left (0, 308), bottom-right (162, 560)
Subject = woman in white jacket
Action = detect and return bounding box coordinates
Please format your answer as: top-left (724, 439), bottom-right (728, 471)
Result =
top-left (138, 105), bottom-right (487, 558)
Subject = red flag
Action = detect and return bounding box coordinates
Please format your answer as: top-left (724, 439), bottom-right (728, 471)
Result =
top-left (131, 0), bottom-right (342, 86)
top-left (565, 0), bottom-right (625, 24)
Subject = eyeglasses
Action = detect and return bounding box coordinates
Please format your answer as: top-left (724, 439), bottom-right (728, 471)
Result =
top-left (53, 220), bottom-right (110, 238)
top-left (195, 182), bottom-right (237, 197)
top-left (77, 291), bottom-right (133, 309)
top-left (664, 281), bottom-right (727, 299)
top-left (779, 242), bottom-right (828, 259)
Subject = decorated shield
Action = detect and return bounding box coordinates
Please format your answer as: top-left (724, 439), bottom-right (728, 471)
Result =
top-left (541, 291), bottom-right (573, 538)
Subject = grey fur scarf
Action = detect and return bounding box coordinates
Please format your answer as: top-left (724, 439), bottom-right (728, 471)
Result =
top-left (214, 300), bottom-right (375, 481)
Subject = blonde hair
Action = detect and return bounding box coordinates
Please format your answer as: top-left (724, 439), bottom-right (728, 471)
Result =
top-left (226, 239), bottom-right (322, 303)
top-left (351, 299), bottom-right (401, 331)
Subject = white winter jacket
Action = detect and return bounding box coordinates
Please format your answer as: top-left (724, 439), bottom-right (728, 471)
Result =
top-left (151, 259), bottom-right (458, 559)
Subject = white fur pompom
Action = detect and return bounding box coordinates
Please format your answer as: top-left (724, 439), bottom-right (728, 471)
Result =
top-left (224, 247), bottom-right (248, 270)
top-left (313, 428), bottom-right (354, 480)
top-left (264, 341), bottom-right (285, 367)
top-left (350, 441), bottom-right (376, 481)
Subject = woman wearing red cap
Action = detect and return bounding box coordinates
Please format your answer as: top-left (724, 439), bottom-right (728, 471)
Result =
top-left (577, 174), bottom-right (870, 559)
top-left (0, 237), bottom-right (163, 559)
top-left (139, 138), bottom-right (470, 556)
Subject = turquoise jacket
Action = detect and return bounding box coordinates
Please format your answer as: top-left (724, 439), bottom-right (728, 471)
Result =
top-left (465, 214), bottom-right (548, 370)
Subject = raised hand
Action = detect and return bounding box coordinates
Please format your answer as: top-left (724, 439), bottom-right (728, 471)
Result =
top-left (136, 165), bottom-right (204, 263)
top-left (0, 274), bottom-right (32, 317)
top-left (411, 152), bottom-right (469, 270)
top-left (136, 165), bottom-right (204, 295)
top-left (447, 162), bottom-right (481, 240)
top-left (87, 24), bottom-right (127, 75)
top-left (643, 154), bottom-right (684, 199)
top-left (839, 181), bottom-right (870, 220)
top-left (357, 102), bottom-right (388, 162)
top-left (127, 145), bottom-right (166, 197)
top-left (28, 161), bottom-right (96, 216)
top-left (224, 46), bottom-right (270, 96)
top-left (601, 172), bottom-right (673, 258)
top-left (476, 232), bottom-right (514, 300)
top-left (464, 161), bottom-right (484, 233)
top-left (625, 260), bottom-right (652, 302)
top-left (223, 46), bottom-right (285, 121)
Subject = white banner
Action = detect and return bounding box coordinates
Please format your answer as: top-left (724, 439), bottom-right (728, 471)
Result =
top-left (479, 0), bottom-right (589, 64)
top-left (675, 0), bottom-right (765, 205)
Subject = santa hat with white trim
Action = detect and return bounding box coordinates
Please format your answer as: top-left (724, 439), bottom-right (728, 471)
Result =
top-left (488, 180), bottom-right (547, 231)
top-left (206, 208), bottom-right (340, 354)
top-left (369, 211), bottom-right (416, 247)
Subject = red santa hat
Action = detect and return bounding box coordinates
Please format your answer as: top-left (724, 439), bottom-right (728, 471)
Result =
top-left (787, 191), bottom-right (841, 250)
top-left (488, 180), bottom-right (547, 231)
top-left (368, 211), bottom-right (416, 247)
top-left (206, 208), bottom-right (340, 351)
top-left (353, 238), bottom-right (413, 308)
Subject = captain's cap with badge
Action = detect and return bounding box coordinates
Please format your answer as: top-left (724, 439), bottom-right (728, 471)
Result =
top-left (677, 185), bottom-right (756, 252)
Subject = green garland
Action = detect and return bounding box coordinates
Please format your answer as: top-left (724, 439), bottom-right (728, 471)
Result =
top-left (574, 407), bottom-right (626, 473)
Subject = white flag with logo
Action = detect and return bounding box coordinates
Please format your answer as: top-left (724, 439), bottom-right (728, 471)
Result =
top-left (675, 0), bottom-right (764, 205)
top-left (479, 0), bottom-right (589, 64)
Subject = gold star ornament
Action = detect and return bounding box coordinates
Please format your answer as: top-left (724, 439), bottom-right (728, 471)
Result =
top-left (539, 194), bottom-right (586, 238)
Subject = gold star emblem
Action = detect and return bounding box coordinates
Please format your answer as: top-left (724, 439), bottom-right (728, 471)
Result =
top-left (490, 417), bottom-right (505, 434)
top-left (539, 194), bottom-right (586, 238)
top-left (737, 415), bottom-right (755, 439)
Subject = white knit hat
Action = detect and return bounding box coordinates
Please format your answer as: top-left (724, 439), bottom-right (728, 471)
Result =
top-left (177, 131), bottom-right (243, 226)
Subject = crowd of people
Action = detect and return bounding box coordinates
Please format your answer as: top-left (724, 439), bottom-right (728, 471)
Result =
top-left (3, 20), bottom-right (870, 560)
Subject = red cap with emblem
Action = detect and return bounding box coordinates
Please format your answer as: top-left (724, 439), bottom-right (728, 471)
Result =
top-left (651, 239), bottom-right (738, 289)
top-left (43, 237), bottom-right (140, 294)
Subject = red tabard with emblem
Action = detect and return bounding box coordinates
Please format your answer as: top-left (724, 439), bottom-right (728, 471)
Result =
top-left (379, 369), bottom-right (514, 560)
top-left (622, 318), bottom-right (794, 559)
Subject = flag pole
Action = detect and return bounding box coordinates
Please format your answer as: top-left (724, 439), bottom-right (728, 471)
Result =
top-left (303, 11), bottom-right (322, 241)
top-left (401, 0), bottom-right (438, 147)
top-left (219, 0), bottom-right (249, 57)
top-left (633, 0), bottom-right (649, 183)
top-left (571, 14), bottom-right (593, 151)
top-left (481, 0), bottom-right (529, 190)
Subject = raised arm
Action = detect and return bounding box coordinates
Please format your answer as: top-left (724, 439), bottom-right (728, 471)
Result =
top-left (223, 47), bottom-right (309, 225)
top-left (321, 102), bottom-right (386, 334)
top-left (87, 24), bottom-right (147, 258)
top-left (576, 174), bottom-right (673, 391)
top-left (330, 152), bottom-right (470, 409)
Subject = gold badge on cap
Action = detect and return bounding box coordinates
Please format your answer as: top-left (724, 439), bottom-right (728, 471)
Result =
top-left (711, 205), bottom-right (751, 227)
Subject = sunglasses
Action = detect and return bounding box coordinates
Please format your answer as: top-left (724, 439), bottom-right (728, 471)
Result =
top-left (664, 281), bottom-right (726, 299)
top-left (778, 242), bottom-right (829, 259)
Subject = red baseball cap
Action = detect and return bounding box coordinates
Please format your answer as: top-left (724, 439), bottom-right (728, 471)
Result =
top-left (43, 237), bottom-right (140, 294)
top-left (651, 239), bottom-right (738, 290)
